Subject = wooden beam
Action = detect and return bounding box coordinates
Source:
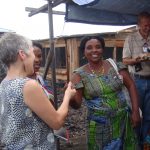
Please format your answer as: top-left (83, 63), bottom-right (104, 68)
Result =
top-left (26, 0), bottom-right (68, 17)
top-left (25, 7), bottom-right (65, 15)
top-left (27, 4), bottom-right (48, 17)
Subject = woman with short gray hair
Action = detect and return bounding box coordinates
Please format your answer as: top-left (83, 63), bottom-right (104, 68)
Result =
top-left (0, 33), bottom-right (76, 150)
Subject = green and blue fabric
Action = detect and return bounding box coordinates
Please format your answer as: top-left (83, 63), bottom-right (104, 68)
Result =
top-left (74, 62), bottom-right (138, 150)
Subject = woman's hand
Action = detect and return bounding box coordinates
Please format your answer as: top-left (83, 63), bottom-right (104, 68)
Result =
top-left (119, 70), bottom-right (141, 128)
top-left (63, 82), bottom-right (68, 92)
top-left (131, 109), bottom-right (141, 128)
top-left (64, 81), bottom-right (83, 109)
top-left (64, 82), bottom-right (76, 100)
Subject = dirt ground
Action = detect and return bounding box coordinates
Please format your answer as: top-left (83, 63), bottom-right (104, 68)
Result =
top-left (45, 79), bottom-right (88, 150)
top-left (59, 135), bottom-right (87, 150)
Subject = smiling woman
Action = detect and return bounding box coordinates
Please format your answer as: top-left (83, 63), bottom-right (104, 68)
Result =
top-left (69, 35), bottom-right (141, 150)
top-left (32, 41), bottom-right (43, 74)
top-left (29, 41), bottom-right (54, 104)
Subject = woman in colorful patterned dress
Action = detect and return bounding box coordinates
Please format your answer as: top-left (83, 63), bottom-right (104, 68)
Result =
top-left (0, 33), bottom-right (76, 149)
top-left (70, 35), bottom-right (141, 150)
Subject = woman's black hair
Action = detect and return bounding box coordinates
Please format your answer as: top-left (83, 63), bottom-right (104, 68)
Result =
top-left (79, 35), bottom-right (105, 52)
top-left (32, 41), bottom-right (43, 50)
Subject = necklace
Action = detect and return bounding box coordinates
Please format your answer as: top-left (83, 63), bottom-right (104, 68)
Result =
top-left (88, 63), bottom-right (104, 75)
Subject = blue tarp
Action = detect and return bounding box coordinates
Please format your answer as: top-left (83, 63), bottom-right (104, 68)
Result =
top-left (65, 0), bottom-right (150, 25)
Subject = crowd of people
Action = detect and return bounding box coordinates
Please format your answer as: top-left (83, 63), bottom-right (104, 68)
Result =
top-left (0, 11), bottom-right (149, 150)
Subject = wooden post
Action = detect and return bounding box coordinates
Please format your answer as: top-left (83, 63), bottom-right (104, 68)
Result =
top-left (42, 1), bottom-right (59, 149)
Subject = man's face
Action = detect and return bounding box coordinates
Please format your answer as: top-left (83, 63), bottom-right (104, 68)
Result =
top-left (139, 17), bottom-right (150, 37)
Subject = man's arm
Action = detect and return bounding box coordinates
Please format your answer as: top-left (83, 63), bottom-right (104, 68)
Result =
top-left (123, 54), bottom-right (150, 66)
top-left (123, 57), bottom-right (141, 66)
top-left (122, 35), bottom-right (150, 66)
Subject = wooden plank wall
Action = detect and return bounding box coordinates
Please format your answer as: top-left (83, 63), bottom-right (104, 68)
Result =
top-left (38, 33), bottom-right (129, 81)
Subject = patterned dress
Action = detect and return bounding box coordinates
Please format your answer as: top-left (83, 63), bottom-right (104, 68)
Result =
top-left (0, 78), bottom-right (56, 150)
top-left (74, 62), bottom-right (138, 150)
top-left (0, 61), bottom-right (7, 83)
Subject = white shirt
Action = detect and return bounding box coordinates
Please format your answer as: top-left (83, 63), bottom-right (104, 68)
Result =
top-left (123, 31), bottom-right (150, 76)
